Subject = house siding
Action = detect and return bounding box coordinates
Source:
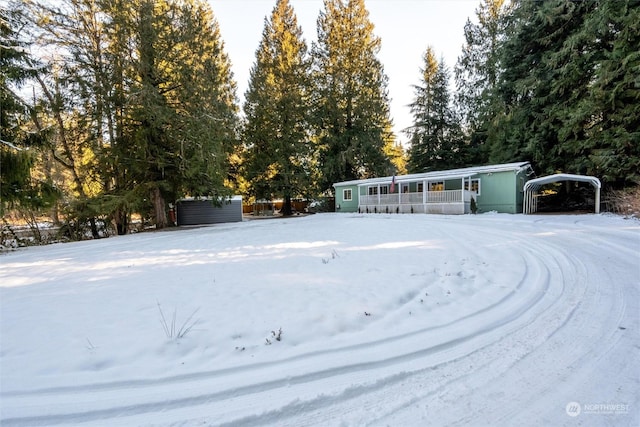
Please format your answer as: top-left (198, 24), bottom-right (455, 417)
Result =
top-left (473, 172), bottom-right (516, 213)
top-left (472, 169), bottom-right (529, 213)
top-left (332, 162), bottom-right (531, 215)
top-left (336, 185), bottom-right (359, 212)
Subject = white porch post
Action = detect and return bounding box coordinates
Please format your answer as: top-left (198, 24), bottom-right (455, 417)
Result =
top-left (423, 180), bottom-right (427, 204)
top-left (377, 184), bottom-right (381, 205)
top-left (595, 187), bottom-right (601, 214)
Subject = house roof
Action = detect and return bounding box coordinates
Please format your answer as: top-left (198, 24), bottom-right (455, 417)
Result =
top-left (333, 162), bottom-right (532, 187)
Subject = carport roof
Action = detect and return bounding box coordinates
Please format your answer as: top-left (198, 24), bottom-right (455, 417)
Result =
top-left (524, 174), bottom-right (601, 192)
top-left (523, 173), bottom-right (601, 214)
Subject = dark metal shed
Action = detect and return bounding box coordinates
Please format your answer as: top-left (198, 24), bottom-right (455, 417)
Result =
top-left (176, 196), bottom-right (243, 226)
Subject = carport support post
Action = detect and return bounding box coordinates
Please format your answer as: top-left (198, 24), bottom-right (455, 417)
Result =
top-left (595, 187), bottom-right (600, 214)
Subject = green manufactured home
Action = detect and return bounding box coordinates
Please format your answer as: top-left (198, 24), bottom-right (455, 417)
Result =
top-left (333, 162), bottom-right (534, 214)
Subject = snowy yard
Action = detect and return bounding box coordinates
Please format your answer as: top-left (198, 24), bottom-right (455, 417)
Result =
top-left (1, 213), bottom-right (638, 426)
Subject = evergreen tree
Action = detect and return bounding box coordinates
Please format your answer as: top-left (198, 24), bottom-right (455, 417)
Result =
top-left (28, 0), bottom-right (239, 233)
top-left (490, 0), bottom-right (597, 175)
top-left (575, 0), bottom-right (640, 185)
top-left (313, 0), bottom-right (394, 191)
top-left (384, 139), bottom-right (407, 175)
top-left (406, 48), bottom-right (462, 173)
top-left (125, 0), bottom-right (239, 229)
top-left (243, 0), bottom-right (314, 215)
top-left (454, 0), bottom-right (509, 165)
top-left (1, 2), bottom-right (57, 215)
top-left (490, 0), bottom-right (638, 187)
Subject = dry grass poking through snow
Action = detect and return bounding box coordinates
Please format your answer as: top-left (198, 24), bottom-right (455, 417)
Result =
top-left (605, 185), bottom-right (640, 218)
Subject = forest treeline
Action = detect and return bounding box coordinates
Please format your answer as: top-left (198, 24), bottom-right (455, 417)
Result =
top-left (2, 0), bottom-right (638, 236)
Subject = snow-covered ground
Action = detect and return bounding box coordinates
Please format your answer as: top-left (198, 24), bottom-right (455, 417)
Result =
top-left (1, 213), bottom-right (638, 426)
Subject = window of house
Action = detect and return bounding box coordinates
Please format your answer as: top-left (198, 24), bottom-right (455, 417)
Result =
top-left (368, 186), bottom-right (378, 196)
top-left (417, 183), bottom-right (424, 192)
top-left (380, 185), bottom-right (389, 195)
top-left (343, 189), bottom-right (352, 201)
top-left (402, 185), bottom-right (409, 193)
top-left (464, 179), bottom-right (481, 195)
top-left (430, 181), bottom-right (444, 191)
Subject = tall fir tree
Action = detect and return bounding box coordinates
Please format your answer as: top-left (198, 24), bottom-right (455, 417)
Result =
top-left (313, 0), bottom-right (394, 191)
top-left (574, 0), bottom-right (640, 186)
top-left (406, 48), bottom-right (462, 173)
top-left (489, 0), bottom-right (639, 187)
top-left (490, 0), bottom-right (598, 175)
top-left (242, 0), bottom-right (314, 215)
top-left (124, 0), bottom-right (239, 228)
top-left (454, 0), bottom-right (509, 165)
top-left (28, 0), bottom-right (239, 233)
top-left (0, 2), bottom-right (58, 216)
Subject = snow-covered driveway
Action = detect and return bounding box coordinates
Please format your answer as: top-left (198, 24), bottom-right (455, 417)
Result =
top-left (1, 213), bottom-right (638, 426)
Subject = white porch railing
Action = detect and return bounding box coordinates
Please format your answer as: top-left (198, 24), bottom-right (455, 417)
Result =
top-left (360, 190), bottom-right (473, 206)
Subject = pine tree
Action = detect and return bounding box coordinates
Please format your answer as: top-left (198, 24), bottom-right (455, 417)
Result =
top-left (313, 0), bottom-right (394, 191)
top-left (0, 2), bottom-right (58, 215)
top-left (490, 0), bottom-right (639, 187)
top-left (28, 0), bottom-right (239, 233)
top-left (243, 0), bottom-right (314, 216)
top-left (406, 48), bottom-right (462, 173)
top-left (490, 0), bottom-right (597, 175)
top-left (454, 0), bottom-right (509, 165)
top-left (173, 0), bottom-right (240, 197)
top-left (125, 0), bottom-right (239, 228)
top-left (577, 0), bottom-right (640, 186)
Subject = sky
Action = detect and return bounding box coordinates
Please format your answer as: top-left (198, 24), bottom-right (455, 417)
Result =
top-left (208, 0), bottom-right (480, 145)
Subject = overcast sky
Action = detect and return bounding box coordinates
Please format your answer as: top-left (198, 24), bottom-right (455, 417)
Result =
top-left (208, 0), bottom-right (480, 145)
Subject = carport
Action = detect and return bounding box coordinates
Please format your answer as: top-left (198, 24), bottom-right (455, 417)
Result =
top-left (523, 174), bottom-right (601, 214)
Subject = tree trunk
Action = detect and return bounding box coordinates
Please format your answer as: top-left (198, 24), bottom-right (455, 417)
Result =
top-left (114, 207), bottom-right (128, 235)
top-left (282, 194), bottom-right (293, 216)
top-left (36, 74), bottom-right (100, 239)
top-left (151, 186), bottom-right (167, 229)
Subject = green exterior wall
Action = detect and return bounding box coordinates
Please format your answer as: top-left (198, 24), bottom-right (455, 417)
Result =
top-left (333, 164), bottom-right (530, 214)
top-left (335, 184), bottom-right (359, 212)
top-left (474, 170), bottom-right (527, 214)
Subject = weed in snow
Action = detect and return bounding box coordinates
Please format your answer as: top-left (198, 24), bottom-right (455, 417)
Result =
top-left (85, 338), bottom-right (97, 352)
top-left (322, 249), bottom-right (340, 264)
top-left (265, 327), bottom-right (283, 345)
top-left (157, 301), bottom-right (201, 340)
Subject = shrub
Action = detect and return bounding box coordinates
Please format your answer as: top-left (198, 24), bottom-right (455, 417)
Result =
top-left (470, 197), bottom-right (478, 214)
top-left (605, 186), bottom-right (640, 218)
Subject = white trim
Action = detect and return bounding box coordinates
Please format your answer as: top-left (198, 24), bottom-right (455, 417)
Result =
top-left (523, 173), bottom-right (601, 214)
top-left (464, 178), bottom-right (481, 195)
top-left (343, 188), bottom-right (353, 202)
top-left (333, 162), bottom-right (529, 188)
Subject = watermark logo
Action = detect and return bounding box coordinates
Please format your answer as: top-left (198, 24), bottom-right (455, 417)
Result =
top-left (566, 402), bottom-right (581, 417)
top-left (566, 401), bottom-right (630, 417)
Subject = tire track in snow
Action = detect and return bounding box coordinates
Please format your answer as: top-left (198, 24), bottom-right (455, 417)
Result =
top-left (0, 219), bottom-right (539, 398)
top-left (1, 256), bottom-right (549, 427)
top-left (2, 215), bottom-right (637, 426)
top-left (1, 222), bottom-right (554, 426)
top-left (367, 217), bottom-right (637, 427)
top-left (250, 221), bottom-right (575, 427)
